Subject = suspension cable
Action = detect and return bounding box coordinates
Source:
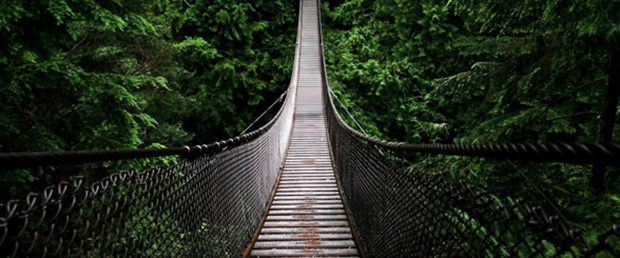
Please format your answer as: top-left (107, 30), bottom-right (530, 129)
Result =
top-left (506, 160), bottom-right (568, 221)
top-left (328, 87), bottom-right (369, 136)
top-left (240, 90), bottom-right (288, 135)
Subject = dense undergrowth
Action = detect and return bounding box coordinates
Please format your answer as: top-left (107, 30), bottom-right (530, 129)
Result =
top-left (0, 0), bottom-right (297, 198)
top-left (321, 0), bottom-right (620, 241)
top-left (1, 0), bottom-right (618, 246)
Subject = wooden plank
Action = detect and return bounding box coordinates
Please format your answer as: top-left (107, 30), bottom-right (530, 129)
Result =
top-left (279, 178), bottom-right (336, 182)
top-left (253, 240), bottom-right (356, 249)
top-left (267, 210), bottom-right (345, 216)
top-left (273, 195), bottom-right (341, 200)
top-left (270, 201), bottom-right (343, 206)
top-left (281, 172), bottom-right (334, 176)
top-left (251, 248), bottom-right (358, 256)
top-left (262, 221), bottom-right (350, 228)
top-left (271, 207), bottom-right (344, 213)
top-left (274, 192), bottom-right (340, 196)
top-left (258, 233), bottom-right (353, 241)
top-left (266, 214), bottom-right (348, 221)
top-left (280, 174), bottom-right (335, 178)
top-left (278, 179), bottom-right (336, 183)
top-left (277, 189), bottom-right (339, 193)
top-left (281, 170), bottom-right (334, 173)
top-left (280, 174), bottom-right (335, 177)
top-left (278, 184), bottom-right (338, 188)
top-left (248, 1), bottom-right (359, 256)
top-left (283, 166), bottom-right (333, 169)
top-left (260, 227), bottom-right (351, 234)
top-left (283, 167), bottom-right (334, 170)
top-left (279, 180), bottom-right (336, 184)
top-left (282, 168), bottom-right (334, 171)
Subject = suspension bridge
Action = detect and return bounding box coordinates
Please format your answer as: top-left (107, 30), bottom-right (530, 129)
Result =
top-left (1, 0), bottom-right (619, 257)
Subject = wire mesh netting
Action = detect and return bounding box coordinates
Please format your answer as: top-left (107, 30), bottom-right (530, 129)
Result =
top-left (0, 72), bottom-right (297, 258)
top-left (0, 3), bottom-right (306, 257)
top-left (2, 0), bottom-right (620, 256)
top-left (324, 92), bottom-right (620, 257)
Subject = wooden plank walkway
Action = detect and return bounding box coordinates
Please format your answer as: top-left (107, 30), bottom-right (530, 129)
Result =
top-left (248, 0), bottom-right (359, 257)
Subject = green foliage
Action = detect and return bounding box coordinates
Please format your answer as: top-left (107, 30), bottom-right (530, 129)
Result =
top-left (0, 0), bottom-right (296, 199)
top-left (323, 0), bottom-right (619, 241)
top-left (174, 0), bottom-right (297, 141)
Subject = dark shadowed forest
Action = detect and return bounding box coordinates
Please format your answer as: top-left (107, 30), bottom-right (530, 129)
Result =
top-left (1, 0), bottom-right (619, 249)
top-left (322, 0), bottom-right (620, 243)
top-left (0, 0), bottom-right (297, 195)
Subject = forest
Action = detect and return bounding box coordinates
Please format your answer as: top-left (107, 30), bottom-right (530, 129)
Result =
top-left (322, 0), bottom-right (620, 244)
top-left (1, 0), bottom-right (619, 249)
top-left (0, 0), bottom-right (298, 195)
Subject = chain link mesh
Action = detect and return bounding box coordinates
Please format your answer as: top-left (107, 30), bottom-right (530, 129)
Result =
top-left (0, 81), bottom-right (296, 258)
top-left (2, 0), bottom-right (619, 256)
top-left (0, 3), bottom-right (306, 257)
top-left (325, 93), bottom-right (620, 257)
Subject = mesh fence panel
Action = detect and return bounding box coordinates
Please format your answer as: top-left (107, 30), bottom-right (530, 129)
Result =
top-left (0, 3), bottom-right (305, 257)
top-left (0, 70), bottom-right (297, 258)
top-left (325, 94), bottom-right (620, 257)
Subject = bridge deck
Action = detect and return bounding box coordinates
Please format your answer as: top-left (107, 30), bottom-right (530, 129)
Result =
top-left (248, 0), bottom-right (359, 257)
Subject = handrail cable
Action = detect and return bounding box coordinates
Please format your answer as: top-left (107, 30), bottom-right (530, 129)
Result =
top-left (0, 89), bottom-right (289, 169)
top-left (1, 1), bottom-right (619, 257)
top-left (316, 4), bottom-right (620, 166)
top-left (0, 87), bottom-right (292, 170)
top-left (0, 115), bottom-right (276, 170)
top-left (326, 82), bottom-right (620, 165)
top-left (325, 89), bottom-right (620, 165)
top-left (317, 1), bottom-right (619, 256)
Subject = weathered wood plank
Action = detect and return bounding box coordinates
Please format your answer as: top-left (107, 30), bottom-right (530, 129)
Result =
top-left (273, 195), bottom-right (341, 200)
top-left (266, 214), bottom-right (348, 221)
top-left (262, 221), bottom-right (350, 228)
top-left (253, 240), bottom-right (356, 249)
top-left (274, 192), bottom-right (340, 196)
top-left (277, 188), bottom-right (338, 192)
top-left (258, 233), bottom-right (353, 241)
top-left (270, 204), bottom-right (344, 210)
top-left (278, 183), bottom-right (337, 186)
top-left (248, 0), bottom-right (358, 256)
top-left (259, 227), bottom-right (351, 234)
top-left (251, 248), bottom-right (358, 257)
top-left (270, 200), bottom-right (343, 206)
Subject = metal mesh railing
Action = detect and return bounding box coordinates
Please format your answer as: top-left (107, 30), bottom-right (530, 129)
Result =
top-left (316, 2), bottom-right (619, 256)
top-left (0, 10), bottom-right (301, 256)
top-left (324, 108), bottom-right (620, 256)
top-left (0, 141), bottom-right (278, 257)
top-left (0, 93), bottom-right (295, 257)
top-left (0, 100), bottom-right (295, 257)
top-left (2, 0), bottom-right (619, 256)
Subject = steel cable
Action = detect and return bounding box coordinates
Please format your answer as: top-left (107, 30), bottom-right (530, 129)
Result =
top-left (317, 0), bottom-right (619, 256)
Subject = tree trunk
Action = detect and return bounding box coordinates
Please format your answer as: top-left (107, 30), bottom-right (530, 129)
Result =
top-left (591, 47), bottom-right (620, 193)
